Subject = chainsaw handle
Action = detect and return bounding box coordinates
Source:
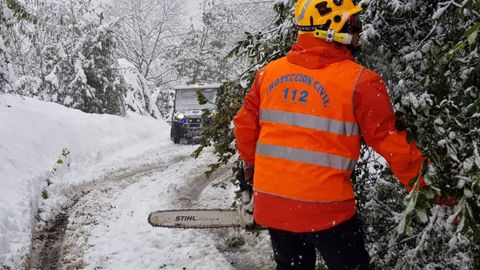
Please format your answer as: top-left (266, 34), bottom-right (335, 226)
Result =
top-left (237, 166), bottom-right (253, 193)
top-left (237, 166), bottom-right (263, 231)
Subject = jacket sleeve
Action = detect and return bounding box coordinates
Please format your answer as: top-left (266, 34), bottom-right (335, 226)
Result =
top-left (233, 70), bottom-right (263, 165)
top-left (354, 69), bottom-right (425, 189)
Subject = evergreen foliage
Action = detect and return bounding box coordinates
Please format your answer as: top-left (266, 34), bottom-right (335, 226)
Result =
top-left (0, 0), bottom-right (34, 93)
top-left (0, 0), bottom-right (35, 26)
top-left (0, 34), bottom-right (13, 91)
top-left (7, 0), bottom-right (126, 115)
top-left (198, 0), bottom-right (480, 267)
top-left (80, 23), bottom-right (126, 115)
top-left (359, 0), bottom-right (479, 267)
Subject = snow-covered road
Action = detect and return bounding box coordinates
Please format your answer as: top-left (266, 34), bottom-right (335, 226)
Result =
top-left (0, 95), bottom-right (274, 269)
top-left (30, 143), bottom-right (274, 270)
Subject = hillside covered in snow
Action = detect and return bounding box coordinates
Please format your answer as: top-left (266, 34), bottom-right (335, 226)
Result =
top-left (0, 94), bottom-right (169, 268)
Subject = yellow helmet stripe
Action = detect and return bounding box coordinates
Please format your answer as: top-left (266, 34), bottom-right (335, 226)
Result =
top-left (296, 0), bottom-right (314, 24)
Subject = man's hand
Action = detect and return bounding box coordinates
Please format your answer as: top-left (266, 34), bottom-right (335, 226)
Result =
top-left (239, 190), bottom-right (255, 229)
top-left (244, 163), bottom-right (255, 184)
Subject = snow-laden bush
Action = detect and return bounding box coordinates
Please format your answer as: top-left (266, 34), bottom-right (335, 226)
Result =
top-left (359, 0), bottom-right (479, 267)
top-left (119, 58), bottom-right (167, 119)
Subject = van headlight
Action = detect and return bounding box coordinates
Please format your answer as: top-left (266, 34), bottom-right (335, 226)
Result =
top-left (175, 113), bottom-right (185, 120)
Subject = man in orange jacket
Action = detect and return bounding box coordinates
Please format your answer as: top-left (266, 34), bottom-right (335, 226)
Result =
top-left (233, 1), bottom-right (425, 269)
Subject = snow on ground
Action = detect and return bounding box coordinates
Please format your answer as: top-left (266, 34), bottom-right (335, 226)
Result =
top-left (75, 147), bottom-right (274, 270)
top-left (0, 94), bottom-right (169, 269)
top-left (0, 93), bottom-right (274, 269)
top-left (80, 149), bottom-right (234, 270)
top-left (52, 143), bottom-right (274, 270)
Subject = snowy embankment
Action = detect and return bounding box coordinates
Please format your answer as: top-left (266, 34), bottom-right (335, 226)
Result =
top-left (0, 94), bottom-right (169, 268)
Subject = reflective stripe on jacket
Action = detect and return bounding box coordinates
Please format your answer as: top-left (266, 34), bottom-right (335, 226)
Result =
top-left (254, 57), bottom-right (363, 202)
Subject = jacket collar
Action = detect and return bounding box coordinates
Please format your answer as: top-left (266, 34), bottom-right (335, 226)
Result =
top-left (287, 33), bottom-right (354, 69)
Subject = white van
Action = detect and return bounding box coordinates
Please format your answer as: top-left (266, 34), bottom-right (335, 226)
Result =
top-left (170, 84), bottom-right (220, 144)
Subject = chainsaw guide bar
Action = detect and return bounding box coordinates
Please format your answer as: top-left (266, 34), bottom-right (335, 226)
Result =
top-left (148, 209), bottom-right (241, 229)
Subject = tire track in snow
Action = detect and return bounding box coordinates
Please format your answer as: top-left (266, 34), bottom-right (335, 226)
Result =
top-left (29, 149), bottom-right (190, 270)
top-left (171, 164), bottom-right (274, 270)
top-left (173, 164), bottom-right (232, 208)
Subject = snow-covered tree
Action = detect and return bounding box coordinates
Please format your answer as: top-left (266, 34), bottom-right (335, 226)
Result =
top-left (174, 22), bottom-right (228, 84)
top-left (10, 0), bottom-right (126, 115)
top-left (79, 20), bottom-right (126, 115)
top-left (0, 33), bottom-right (14, 92)
top-left (107, 0), bottom-right (183, 84)
top-left (118, 58), bottom-right (165, 118)
top-left (41, 2), bottom-right (125, 114)
top-left (104, 0), bottom-right (186, 119)
top-left (174, 0), bottom-right (275, 85)
top-left (0, 0), bottom-right (35, 93)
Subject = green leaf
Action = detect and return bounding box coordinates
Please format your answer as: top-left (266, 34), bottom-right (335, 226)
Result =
top-left (425, 189), bottom-right (436, 200)
top-left (448, 233), bottom-right (459, 246)
top-left (62, 148), bottom-right (71, 156)
top-left (197, 91), bottom-right (208, 105)
top-left (448, 23), bottom-right (480, 57)
top-left (397, 215), bottom-right (407, 235)
top-left (3, 0), bottom-right (36, 24)
top-left (470, 220), bottom-right (480, 241)
top-left (421, 160), bottom-right (429, 175)
top-left (464, 23), bottom-right (480, 39)
top-left (467, 28), bottom-right (478, 45)
top-left (464, 188), bottom-right (473, 198)
top-left (192, 146), bottom-right (205, 159)
top-left (416, 209), bottom-right (429, 224)
top-left (405, 193), bottom-right (418, 214)
top-left (408, 176), bottom-right (419, 188)
top-left (42, 189), bottom-right (49, 200)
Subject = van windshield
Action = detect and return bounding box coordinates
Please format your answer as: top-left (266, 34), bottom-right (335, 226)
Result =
top-left (175, 88), bottom-right (217, 111)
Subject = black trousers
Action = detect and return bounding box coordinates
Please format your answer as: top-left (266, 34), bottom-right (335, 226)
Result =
top-left (268, 215), bottom-right (369, 270)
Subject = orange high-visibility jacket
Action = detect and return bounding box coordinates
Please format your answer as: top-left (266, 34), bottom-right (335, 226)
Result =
top-left (233, 34), bottom-right (425, 233)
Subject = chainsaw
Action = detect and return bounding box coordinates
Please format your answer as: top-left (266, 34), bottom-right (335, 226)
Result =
top-left (148, 168), bottom-right (261, 230)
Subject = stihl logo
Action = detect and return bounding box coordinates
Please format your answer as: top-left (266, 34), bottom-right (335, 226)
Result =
top-left (175, 216), bottom-right (198, 221)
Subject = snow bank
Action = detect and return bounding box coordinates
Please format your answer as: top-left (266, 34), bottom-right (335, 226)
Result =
top-left (0, 94), bottom-right (169, 268)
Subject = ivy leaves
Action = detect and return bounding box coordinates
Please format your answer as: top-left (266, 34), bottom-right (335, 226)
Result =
top-left (0, 0), bottom-right (36, 26)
